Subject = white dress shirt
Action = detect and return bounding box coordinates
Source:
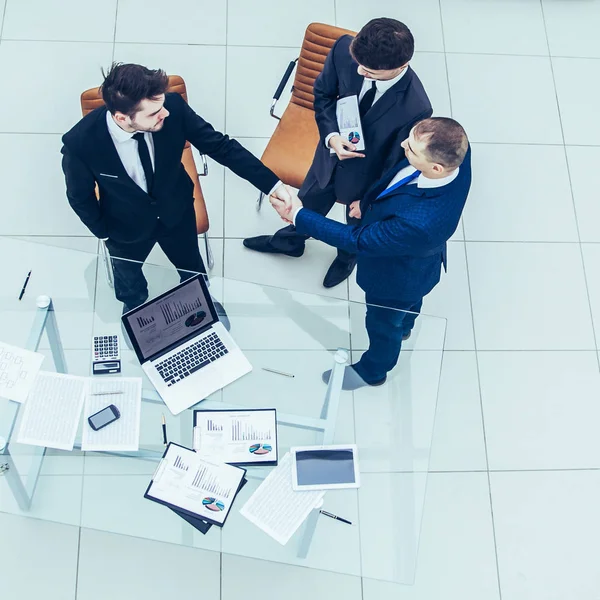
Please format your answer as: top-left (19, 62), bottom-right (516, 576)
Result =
top-left (106, 112), bottom-right (155, 193)
top-left (325, 67), bottom-right (409, 148)
top-left (292, 165), bottom-right (459, 225)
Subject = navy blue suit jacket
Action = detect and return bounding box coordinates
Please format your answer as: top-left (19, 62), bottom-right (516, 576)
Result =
top-left (295, 147), bottom-right (472, 301)
top-left (309, 35), bottom-right (432, 200)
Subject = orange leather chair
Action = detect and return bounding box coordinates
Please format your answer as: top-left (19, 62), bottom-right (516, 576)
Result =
top-left (257, 22), bottom-right (356, 210)
top-left (80, 75), bottom-right (214, 287)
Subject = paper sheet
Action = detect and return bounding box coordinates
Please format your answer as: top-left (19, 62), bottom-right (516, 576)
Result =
top-left (16, 372), bottom-right (86, 450)
top-left (240, 452), bottom-right (325, 545)
top-left (147, 444), bottom-right (245, 526)
top-left (0, 341), bottom-right (45, 403)
top-left (332, 95), bottom-right (366, 154)
top-left (81, 377), bottom-right (142, 452)
top-left (193, 409), bottom-right (277, 465)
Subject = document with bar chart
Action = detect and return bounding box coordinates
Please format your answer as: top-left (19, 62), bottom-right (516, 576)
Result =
top-left (144, 442), bottom-right (246, 526)
top-left (193, 408), bottom-right (278, 466)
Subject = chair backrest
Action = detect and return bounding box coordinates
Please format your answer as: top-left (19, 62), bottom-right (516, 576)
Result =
top-left (79, 75), bottom-right (208, 234)
top-left (290, 22), bottom-right (356, 112)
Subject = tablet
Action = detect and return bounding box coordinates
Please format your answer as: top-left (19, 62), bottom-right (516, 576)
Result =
top-left (290, 444), bottom-right (360, 491)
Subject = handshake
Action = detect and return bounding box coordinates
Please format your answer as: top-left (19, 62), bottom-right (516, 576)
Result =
top-left (270, 184), bottom-right (362, 223)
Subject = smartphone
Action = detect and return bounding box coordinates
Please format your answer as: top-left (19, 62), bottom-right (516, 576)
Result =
top-left (88, 404), bottom-right (121, 431)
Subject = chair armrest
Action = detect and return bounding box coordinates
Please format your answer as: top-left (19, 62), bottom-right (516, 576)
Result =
top-left (198, 153), bottom-right (208, 176)
top-left (270, 58), bottom-right (298, 120)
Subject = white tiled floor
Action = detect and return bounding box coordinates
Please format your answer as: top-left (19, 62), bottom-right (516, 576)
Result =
top-left (1, 0), bottom-right (600, 598)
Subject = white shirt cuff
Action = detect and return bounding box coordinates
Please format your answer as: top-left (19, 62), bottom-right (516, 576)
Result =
top-left (268, 180), bottom-right (284, 196)
top-left (325, 132), bottom-right (340, 149)
top-left (292, 206), bottom-right (303, 226)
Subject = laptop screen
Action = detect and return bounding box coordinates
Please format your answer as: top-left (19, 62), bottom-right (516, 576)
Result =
top-left (124, 275), bottom-right (218, 361)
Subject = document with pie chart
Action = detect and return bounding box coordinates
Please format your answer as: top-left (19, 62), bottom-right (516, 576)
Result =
top-left (144, 442), bottom-right (246, 527)
top-left (332, 94), bottom-right (366, 153)
top-left (193, 408), bottom-right (278, 467)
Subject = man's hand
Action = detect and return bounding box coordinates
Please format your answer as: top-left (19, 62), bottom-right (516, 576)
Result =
top-left (348, 200), bottom-right (362, 219)
top-left (271, 183), bottom-right (293, 209)
top-left (328, 134), bottom-right (365, 161)
top-left (270, 186), bottom-right (302, 223)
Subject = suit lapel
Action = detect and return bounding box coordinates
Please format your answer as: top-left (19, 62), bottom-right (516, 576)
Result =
top-left (362, 66), bottom-right (415, 127)
top-left (94, 110), bottom-right (139, 192)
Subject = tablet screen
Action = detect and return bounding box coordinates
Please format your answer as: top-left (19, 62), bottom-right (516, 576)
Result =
top-left (295, 448), bottom-right (356, 486)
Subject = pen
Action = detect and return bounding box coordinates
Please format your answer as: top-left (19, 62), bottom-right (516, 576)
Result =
top-left (18, 270), bottom-right (32, 301)
top-left (262, 367), bottom-right (295, 378)
top-left (320, 510), bottom-right (352, 525)
top-left (90, 391), bottom-right (124, 396)
top-left (162, 414), bottom-right (168, 445)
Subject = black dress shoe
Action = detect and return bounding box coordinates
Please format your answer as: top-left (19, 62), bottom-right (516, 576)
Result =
top-left (402, 331), bottom-right (412, 341)
top-left (323, 257), bottom-right (357, 288)
top-left (243, 235), bottom-right (304, 258)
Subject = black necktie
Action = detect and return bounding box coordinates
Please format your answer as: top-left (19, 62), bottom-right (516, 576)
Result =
top-left (359, 81), bottom-right (377, 118)
top-left (133, 132), bottom-right (154, 194)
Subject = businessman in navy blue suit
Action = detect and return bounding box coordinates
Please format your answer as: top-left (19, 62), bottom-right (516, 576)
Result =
top-left (244, 18), bottom-right (432, 289)
top-left (271, 118), bottom-right (471, 390)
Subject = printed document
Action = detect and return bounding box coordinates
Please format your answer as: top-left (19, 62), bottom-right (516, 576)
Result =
top-left (193, 408), bottom-right (277, 465)
top-left (0, 341), bottom-right (44, 403)
top-left (331, 95), bottom-right (366, 154)
top-left (16, 372), bottom-right (86, 450)
top-left (82, 377), bottom-right (142, 452)
top-left (240, 452), bottom-right (324, 545)
top-left (146, 444), bottom-right (245, 526)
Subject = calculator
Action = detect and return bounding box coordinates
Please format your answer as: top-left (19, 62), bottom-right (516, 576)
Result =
top-left (92, 334), bottom-right (121, 375)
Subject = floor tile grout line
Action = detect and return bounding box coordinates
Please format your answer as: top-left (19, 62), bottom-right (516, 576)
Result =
top-left (539, 0), bottom-right (600, 371)
top-left (461, 239), bottom-right (503, 600)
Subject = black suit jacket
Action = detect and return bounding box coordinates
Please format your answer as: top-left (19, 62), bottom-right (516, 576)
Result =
top-left (61, 93), bottom-right (279, 243)
top-left (310, 35), bottom-right (433, 202)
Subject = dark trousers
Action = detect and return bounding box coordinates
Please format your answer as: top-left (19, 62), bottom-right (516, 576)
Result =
top-left (104, 208), bottom-right (205, 309)
top-left (354, 295), bottom-right (424, 383)
top-left (268, 166), bottom-right (361, 265)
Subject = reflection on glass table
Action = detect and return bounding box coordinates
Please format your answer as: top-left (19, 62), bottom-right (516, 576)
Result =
top-left (0, 238), bottom-right (446, 586)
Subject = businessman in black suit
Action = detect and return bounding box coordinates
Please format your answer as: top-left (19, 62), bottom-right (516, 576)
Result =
top-left (244, 18), bottom-right (433, 288)
top-left (62, 63), bottom-right (290, 316)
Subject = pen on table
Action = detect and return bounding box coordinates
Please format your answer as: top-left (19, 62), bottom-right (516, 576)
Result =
top-left (261, 367), bottom-right (295, 378)
top-left (320, 510), bottom-right (352, 525)
top-left (162, 413), bottom-right (168, 445)
top-left (18, 270), bottom-right (32, 301)
top-left (90, 391), bottom-right (124, 396)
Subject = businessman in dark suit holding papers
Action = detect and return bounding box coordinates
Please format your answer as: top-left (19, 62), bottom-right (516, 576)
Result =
top-left (271, 118), bottom-right (472, 390)
top-left (244, 17), bottom-right (433, 289)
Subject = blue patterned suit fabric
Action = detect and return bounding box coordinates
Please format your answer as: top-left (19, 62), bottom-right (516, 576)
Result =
top-left (295, 147), bottom-right (472, 301)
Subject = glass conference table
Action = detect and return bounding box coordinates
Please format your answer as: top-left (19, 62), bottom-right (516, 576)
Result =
top-left (0, 238), bottom-right (446, 586)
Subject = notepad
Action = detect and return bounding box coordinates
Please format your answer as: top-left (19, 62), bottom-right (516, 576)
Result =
top-left (0, 341), bottom-right (44, 403)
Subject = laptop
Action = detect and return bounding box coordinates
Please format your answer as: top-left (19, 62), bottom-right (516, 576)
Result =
top-left (121, 274), bottom-right (252, 415)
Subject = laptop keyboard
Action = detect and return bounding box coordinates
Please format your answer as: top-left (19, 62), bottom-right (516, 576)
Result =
top-left (155, 332), bottom-right (228, 387)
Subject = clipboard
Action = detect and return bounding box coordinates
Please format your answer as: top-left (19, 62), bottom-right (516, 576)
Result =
top-left (169, 478), bottom-right (248, 535)
top-left (144, 442), bottom-right (246, 528)
top-left (331, 94), bottom-right (366, 154)
top-left (193, 408), bottom-right (278, 467)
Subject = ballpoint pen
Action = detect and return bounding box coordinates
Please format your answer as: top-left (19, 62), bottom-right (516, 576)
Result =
top-left (90, 391), bottom-right (124, 396)
top-left (320, 510), bottom-right (352, 525)
top-left (18, 270), bottom-right (32, 301)
top-left (261, 367), bottom-right (295, 378)
top-left (162, 414), bottom-right (168, 445)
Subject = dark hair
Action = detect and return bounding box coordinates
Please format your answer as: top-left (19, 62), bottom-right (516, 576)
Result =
top-left (350, 18), bottom-right (414, 70)
top-left (100, 63), bottom-right (169, 117)
top-left (414, 117), bottom-right (469, 168)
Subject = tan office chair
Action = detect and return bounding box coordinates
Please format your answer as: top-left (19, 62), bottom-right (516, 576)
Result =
top-left (257, 22), bottom-right (356, 210)
top-left (80, 75), bottom-right (214, 287)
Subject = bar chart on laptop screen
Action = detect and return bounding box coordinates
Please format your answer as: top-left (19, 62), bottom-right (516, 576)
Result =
top-left (159, 298), bottom-right (202, 325)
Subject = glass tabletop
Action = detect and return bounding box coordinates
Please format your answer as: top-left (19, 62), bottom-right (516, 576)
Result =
top-left (0, 237), bottom-right (446, 586)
